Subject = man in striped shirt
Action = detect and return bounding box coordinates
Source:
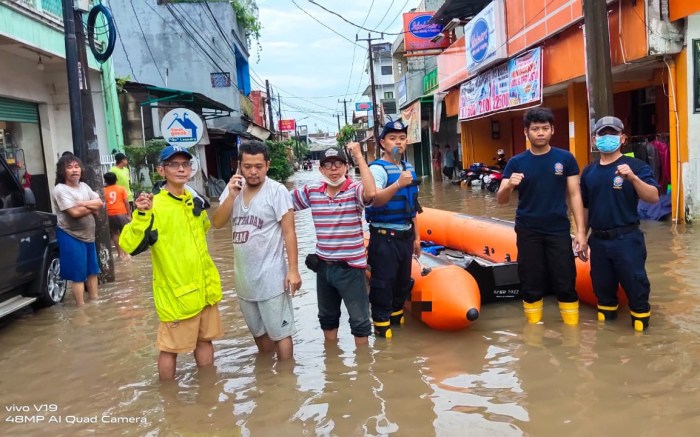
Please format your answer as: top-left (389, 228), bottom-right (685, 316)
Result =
top-left (290, 143), bottom-right (376, 346)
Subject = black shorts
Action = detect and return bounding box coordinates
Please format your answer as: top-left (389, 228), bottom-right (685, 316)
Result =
top-left (515, 226), bottom-right (577, 303)
top-left (108, 214), bottom-right (129, 234)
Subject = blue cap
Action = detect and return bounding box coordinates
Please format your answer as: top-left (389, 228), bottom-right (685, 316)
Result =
top-left (378, 120), bottom-right (408, 141)
top-left (160, 145), bottom-right (193, 162)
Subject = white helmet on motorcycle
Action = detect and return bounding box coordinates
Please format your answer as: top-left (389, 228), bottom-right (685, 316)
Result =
top-left (497, 149), bottom-right (505, 156)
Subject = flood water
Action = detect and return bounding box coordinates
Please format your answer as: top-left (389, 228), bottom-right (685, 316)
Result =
top-left (1, 169), bottom-right (699, 436)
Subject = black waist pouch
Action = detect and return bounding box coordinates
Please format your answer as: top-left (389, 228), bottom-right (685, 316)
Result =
top-left (305, 254), bottom-right (320, 273)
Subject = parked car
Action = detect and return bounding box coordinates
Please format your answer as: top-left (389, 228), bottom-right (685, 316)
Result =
top-left (0, 154), bottom-right (66, 318)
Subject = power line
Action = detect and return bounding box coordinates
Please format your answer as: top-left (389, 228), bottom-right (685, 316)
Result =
top-left (342, 0), bottom-right (375, 108)
top-left (129, 0), bottom-right (165, 85)
top-left (373, 0), bottom-right (395, 29)
top-left (162, 2), bottom-right (229, 74)
top-left (137, 0), bottom-right (228, 75)
top-left (112, 14), bottom-right (138, 82)
top-left (170, 3), bottom-right (234, 71)
top-left (291, 0), bottom-right (366, 49)
top-left (382, 0), bottom-right (410, 32)
top-left (284, 93), bottom-right (361, 99)
top-left (307, 0), bottom-right (401, 35)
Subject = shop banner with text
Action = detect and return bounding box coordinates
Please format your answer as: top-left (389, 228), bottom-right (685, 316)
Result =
top-left (459, 47), bottom-right (542, 120)
top-left (401, 101), bottom-right (421, 144)
top-left (508, 47), bottom-right (542, 108)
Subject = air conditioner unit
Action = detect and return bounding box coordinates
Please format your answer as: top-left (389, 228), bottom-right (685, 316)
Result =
top-left (442, 18), bottom-right (463, 33)
top-left (74, 0), bottom-right (90, 12)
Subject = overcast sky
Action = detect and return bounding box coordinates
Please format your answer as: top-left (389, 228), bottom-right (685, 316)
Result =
top-left (251, 0), bottom-right (411, 134)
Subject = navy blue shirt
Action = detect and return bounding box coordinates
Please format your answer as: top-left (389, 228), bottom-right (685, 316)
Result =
top-left (503, 147), bottom-right (579, 235)
top-left (580, 156), bottom-right (658, 230)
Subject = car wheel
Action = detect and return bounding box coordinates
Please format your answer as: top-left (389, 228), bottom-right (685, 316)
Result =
top-left (32, 251), bottom-right (67, 308)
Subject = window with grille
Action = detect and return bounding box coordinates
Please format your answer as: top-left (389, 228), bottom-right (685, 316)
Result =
top-left (382, 99), bottom-right (397, 115)
top-left (384, 91), bottom-right (394, 99)
top-left (210, 72), bottom-right (232, 88)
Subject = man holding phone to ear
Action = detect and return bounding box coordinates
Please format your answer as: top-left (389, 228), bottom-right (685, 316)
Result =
top-left (212, 141), bottom-right (301, 361)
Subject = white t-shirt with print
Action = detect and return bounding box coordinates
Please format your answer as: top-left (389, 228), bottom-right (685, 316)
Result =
top-left (219, 177), bottom-right (293, 301)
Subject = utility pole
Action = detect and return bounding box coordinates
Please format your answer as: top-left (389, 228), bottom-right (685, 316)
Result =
top-left (62, 0), bottom-right (83, 155)
top-left (62, 0), bottom-right (114, 282)
top-left (335, 113), bottom-right (342, 132)
top-left (357, 33), bottom-right (384, 152)
top-left (294, 124), bottom-right (300, 163)
top-left (265, 79), bottom-right (276, 136)
top-left (338, 98), bottom-right (349, 125)
top-left (582, 0), bottom-right (614, 126)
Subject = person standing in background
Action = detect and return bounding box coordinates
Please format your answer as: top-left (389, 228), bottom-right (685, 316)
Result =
top-left (110, 152), bottom-right (134, 209)
top-left (442, 144), bottom-right (455, 181)
top-left (103, 172), bottom-right (131, 260)
top-left (53, 153), bottom-right (103, 306)
top-left (432, 145), bottom-right (442, 180)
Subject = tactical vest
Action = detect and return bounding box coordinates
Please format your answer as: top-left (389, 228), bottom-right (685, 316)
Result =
top-left (365, 159), bottom-right (419, 224)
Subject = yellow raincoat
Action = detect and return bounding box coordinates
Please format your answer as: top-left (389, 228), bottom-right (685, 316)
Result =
top-left (119, 189), bottom-right (222, 322)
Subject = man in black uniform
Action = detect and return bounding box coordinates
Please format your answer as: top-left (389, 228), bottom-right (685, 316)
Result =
top-left (581, 116), bottom-right (659, 331)
top-left (366, 120), bottom-right (421, 338)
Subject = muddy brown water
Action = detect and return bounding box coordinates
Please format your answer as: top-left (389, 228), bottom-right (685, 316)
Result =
top-left (1, 170), bottom-right (699, 436)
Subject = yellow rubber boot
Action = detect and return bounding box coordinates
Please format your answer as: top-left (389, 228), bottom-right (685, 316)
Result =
top-left (390, 310), bottom-right (405, 326)
top-left (523, 300), bottom-right (543, 324)
top-left (559, 301), bottom-right (579, 326)
top-left (630, 311), bottom-right (651, 332)
top-left (374, 321), bottom-right (393, 338)
top-left (597, 304), bottom-right (618, 322)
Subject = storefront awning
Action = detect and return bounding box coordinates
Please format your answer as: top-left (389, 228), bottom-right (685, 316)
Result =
top-left (428, 0), bottom-right (491, 26)
top-left (123, 81), bottom-right (234, 115)
top-left (400, 94), bottom-right (435, 110)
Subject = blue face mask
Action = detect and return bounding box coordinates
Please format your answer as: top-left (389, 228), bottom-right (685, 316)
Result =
top-left (595, 135), bottom-right (622, 153)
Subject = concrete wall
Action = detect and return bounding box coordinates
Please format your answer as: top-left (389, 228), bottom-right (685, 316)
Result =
top-left (110, 1), bottom-right (244, 114)
top-left (685, 15), bottom-right (700, 221)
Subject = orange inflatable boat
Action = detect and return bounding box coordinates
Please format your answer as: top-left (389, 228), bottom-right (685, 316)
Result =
top-left (364, 235), bottom-right (481, 331)
top-left (416, 208), bottom-right (626, 306)
top-left (408, 253), bottom-right (481, 331)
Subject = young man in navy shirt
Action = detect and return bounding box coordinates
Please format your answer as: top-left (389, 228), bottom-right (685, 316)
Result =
top-left (497, 107), bottom-right (587, 325)
top-left (581, 116), bottom-right (659, 331)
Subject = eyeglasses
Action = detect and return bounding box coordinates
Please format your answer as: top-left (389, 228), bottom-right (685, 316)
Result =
top-left (163, 161), bottom-right (193, 169)
top-left (321, 160), bottom-right (346, 170)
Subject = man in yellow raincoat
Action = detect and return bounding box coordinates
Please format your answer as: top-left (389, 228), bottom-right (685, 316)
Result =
top-left (120, 145), bottom-right (223, 380)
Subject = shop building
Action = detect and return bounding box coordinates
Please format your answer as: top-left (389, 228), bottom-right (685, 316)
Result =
top-left (433, 0), bottom-right (693, 221)
top-left (0, 1), bottom-right (122, 213)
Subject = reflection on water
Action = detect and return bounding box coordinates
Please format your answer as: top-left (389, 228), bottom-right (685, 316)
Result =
top-left (1, 171), bottom-right (699, 435)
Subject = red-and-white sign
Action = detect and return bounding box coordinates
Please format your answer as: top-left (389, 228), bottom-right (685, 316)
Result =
top-left (278, 119), bottom-right (296, 131)
top-left (403, 12), bottom-right (449, 53)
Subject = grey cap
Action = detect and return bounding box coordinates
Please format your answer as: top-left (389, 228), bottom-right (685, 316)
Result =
top-left (320, 147), bottom-right (348, 164)
top-left (593, 116), bottom-right (624, 134)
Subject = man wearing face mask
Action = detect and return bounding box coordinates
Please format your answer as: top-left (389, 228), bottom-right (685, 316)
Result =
top-left (365, 120), bottom-right (420, 339)
top-left (580, 116), bottom-right (659, 331)
top-left (290, 144), bottom-right (375, 347)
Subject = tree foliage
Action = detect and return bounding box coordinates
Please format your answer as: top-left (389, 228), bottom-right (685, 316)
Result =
top-left (265, 139), bottom-right (293, 183)
top-left (336, 124), bottom-right (357, 148)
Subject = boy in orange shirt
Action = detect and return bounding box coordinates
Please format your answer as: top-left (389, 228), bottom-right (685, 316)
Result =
top-left (104, 172), bottom-right (131, 259)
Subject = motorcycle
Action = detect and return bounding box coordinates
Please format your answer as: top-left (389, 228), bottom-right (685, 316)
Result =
top-left (454, 162), bottom-right (487, 186)
top-left (481, 166), bottom-right (503, 192)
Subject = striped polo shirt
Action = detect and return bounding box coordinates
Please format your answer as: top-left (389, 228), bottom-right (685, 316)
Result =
top-left (290, 177), bottom-right (368, 268)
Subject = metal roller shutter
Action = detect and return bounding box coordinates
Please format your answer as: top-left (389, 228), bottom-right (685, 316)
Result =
top-left (0, 97), bottom-right (39, 124)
